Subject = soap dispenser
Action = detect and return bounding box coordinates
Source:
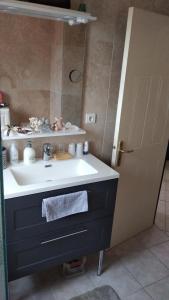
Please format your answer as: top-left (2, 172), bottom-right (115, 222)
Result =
top-left (23, 141), bottom-right (36, 165)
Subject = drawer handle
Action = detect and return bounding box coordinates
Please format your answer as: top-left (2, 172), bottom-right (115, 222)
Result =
top-left (41, 229), bottom-right (88, 245)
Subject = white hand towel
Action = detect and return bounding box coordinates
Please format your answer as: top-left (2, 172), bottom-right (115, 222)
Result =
top-left (42, 191), bottom-right (88, 222)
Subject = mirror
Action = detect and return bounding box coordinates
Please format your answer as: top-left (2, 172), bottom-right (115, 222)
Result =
top-left (0, 12), bottom-right (86, 129)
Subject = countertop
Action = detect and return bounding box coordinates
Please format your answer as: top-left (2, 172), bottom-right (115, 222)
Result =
top-left (3, 154), bottom-right (119, 199)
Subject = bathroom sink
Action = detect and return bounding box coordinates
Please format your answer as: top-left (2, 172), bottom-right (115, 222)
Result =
top-left (4, 154), bottom-right (119, 199)
top-left (10, 158), bottom-right (98, 186)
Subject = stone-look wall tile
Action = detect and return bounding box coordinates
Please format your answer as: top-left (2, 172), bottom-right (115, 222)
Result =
top-left (83, 119), bottom-right (105, 160)
top-left (0, 13), bottom-right (85, 131)
top-left (131, 0), bottom-right (169, 15)
top-left (61, 24), bottom-right (86, 126)
top-left (131, 0), bottom-right (156, 11)
top-left (70, 0), bottom-right (81, 10)
top-left (0, 13), bottom-right (53, 125)
top-left (63, 24), bottom-right (86, 47)
top-left (9, 90), bottom-right (50, 125)
top-left (62, 95), bottom-right (82, 125)
top-left (50, 24), bottom-right (64, 94)
top-left (101, 121), bottom-right (116, 164)
top-left (0, 14), bottom-right (52, 91)
top-left (50, 91), bottom-right (62, 123)
top-left (154, 0), bottom-right (169, 14)
top-left (86, 21), bottom-right (115, 45)
top-left (82, 63), bottom-right (111, 121)
top-left (50, 22), bottom-right (64, 122)
top-left (107, 72), bottom-right (121, 124)
top-left (62, 46), bottom-right (84, 97)
top-left (86, 40), bottom-right (113, 67)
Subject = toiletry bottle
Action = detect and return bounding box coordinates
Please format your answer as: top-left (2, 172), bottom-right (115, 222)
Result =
top-left (68, 143), bottom-right (76, 156)
top-left (76, 143), bottom-right (83, 158)
top-left (9, 143), bottom-right (19, 165)
top-left (23, 141), bottom-right (36, 165)
top-left (83, 141), bottom-right (89, 155)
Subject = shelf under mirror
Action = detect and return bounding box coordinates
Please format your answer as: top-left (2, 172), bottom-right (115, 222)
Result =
top-left (2, 128), bottom-right (86, 141)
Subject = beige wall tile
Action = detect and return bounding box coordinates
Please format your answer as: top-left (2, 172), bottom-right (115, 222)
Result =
top-left (0, 14), bottom-right (53, 126)
top-left (101, 121), bottom-right (116, 164)
top-left (62, 46), bottom-right (84, 97)
top-left (10, 90), bottom-right (50, 125)
top-left (63, 24), bottom-right (86, 47)
top-left (62, 95), bottom-right (82, 126)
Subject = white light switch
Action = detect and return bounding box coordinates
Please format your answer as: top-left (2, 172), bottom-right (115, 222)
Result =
top-left (85, 113), bottom-right (97, 124)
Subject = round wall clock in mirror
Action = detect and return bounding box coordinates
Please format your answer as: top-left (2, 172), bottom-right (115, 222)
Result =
top-left (69, 69), bottom-right (82, 83)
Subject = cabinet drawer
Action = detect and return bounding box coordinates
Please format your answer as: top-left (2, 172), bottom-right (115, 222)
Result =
top-left (7, 217), bottom-right (113, 281)
top-left (6, 180), bottom-right (118, 242)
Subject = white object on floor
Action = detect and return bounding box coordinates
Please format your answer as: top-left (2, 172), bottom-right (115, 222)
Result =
top-left (42, 191), bottom-right (88, 222)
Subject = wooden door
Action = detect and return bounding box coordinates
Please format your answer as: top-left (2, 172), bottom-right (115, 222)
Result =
top-left (111, 7), bottom-right (169, 246)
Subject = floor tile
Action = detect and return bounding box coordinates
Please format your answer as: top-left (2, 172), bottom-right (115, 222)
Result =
top-left (9, 267), bottom-right (95, 300)
top-left (155, 200), bottom-right (165, 231)
top-left (112, 236), bottom-right (145, 258)
top-left (165, 202), bottom-right (169, 232)
top-left (150, 240), bottom-right (169, 269)
top-left (30, 288), bottom-right (57, 300)
top-left (122, 249), bottom-right (169, 286)
top-left (122, 289), bottom-right (152, 300)
top-left (9, 275), bottom-right (35, 300)
top-left (165, 161), bottom-right (169, 169)
top-left (145, 276), bottom-right (169, 300)
top-left (163, 174), bottom-right (169, 188)
top-left (135, 225), bottom-right (169, 248)
top-left (52, 273), bottom-right (95, 300)
top-left (165, 183), bottom-right (169, 194)
top-left (88, 255), bottom-right (141, 298)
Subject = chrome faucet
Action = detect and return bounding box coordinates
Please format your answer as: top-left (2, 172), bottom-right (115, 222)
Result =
top-left (43, 143), bottom-right (53, 161)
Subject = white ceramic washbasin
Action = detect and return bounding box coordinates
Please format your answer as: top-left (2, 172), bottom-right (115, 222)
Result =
top-left (10, 158), bottom-right (98, 186)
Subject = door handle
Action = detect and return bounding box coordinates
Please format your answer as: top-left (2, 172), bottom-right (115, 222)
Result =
top-left (119, 149), bottom-right (134, 154)
top-left (117, 141), bottom-right (134, 167)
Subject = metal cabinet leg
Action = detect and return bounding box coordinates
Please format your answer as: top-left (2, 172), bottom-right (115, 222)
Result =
top-left (97, 250), bottom-right (104, 276)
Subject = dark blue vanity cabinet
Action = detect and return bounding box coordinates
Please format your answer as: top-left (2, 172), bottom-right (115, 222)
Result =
top-left (5, 179), bottom-right (118, 281)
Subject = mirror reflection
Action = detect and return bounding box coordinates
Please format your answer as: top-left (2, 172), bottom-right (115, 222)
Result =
top-left (0, 12), bottom-right (86, 136)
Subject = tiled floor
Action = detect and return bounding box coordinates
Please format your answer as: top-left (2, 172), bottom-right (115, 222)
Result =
top-left (155, 161), bottom-right (169, 232)
top-left (9, 164), bottom-right (169, 300)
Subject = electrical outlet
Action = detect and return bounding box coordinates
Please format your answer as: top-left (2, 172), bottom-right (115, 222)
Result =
top-left (85, 113), bottom-right (97, 124)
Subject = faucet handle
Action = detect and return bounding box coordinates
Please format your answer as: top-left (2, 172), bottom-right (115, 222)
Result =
top-left (43, 143), bottom-right (53, 160)
top-left (43, 143), bottom-right (52, 150)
